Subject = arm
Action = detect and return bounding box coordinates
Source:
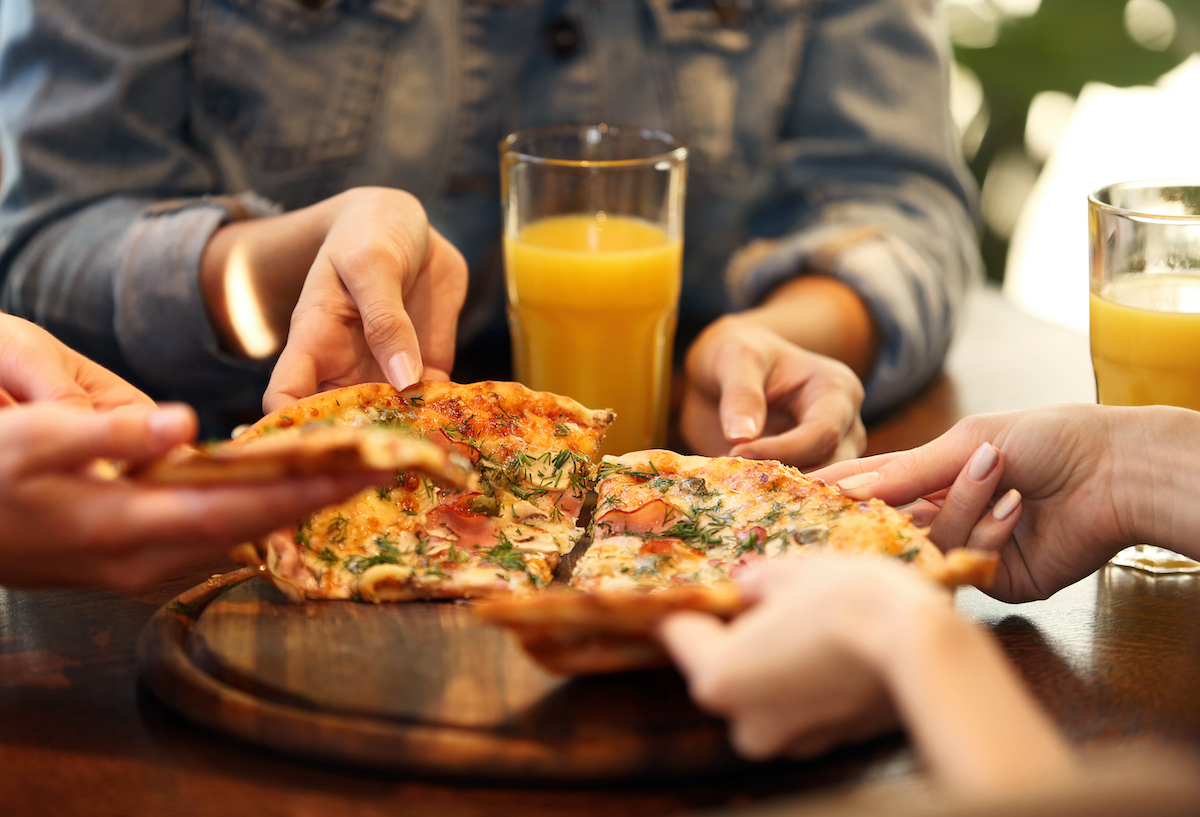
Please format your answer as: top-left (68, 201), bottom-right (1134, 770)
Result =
top-left (659, 557), bottom-right (1075, 795)
top-left (737, 0), bottom-right (981, 417)
top-left (680, 0), bottom-right (980, 465)
top-left (0, 2), bottom-right (465, 420)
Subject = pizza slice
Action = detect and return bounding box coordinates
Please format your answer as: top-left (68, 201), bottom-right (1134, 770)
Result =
top-left (573, 449), bottom-right (996, 592)
top-left (480, 449), bottom-right (995, 675)
top-left (239, 381), bottom-right (613, 603)
top-left (134, 424), bottom-right (476, 488)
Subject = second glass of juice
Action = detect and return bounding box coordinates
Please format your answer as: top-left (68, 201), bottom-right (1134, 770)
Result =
top-left (1089, 180), bottom-right (1200, 572)
top-left (501, 125), bottom-right (687, 455)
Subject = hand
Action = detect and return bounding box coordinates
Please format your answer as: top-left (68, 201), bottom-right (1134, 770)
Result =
top-left (0, 403), bottom-right (386, 590)
top-left (680, 317), bottom-right (866, 469)
top-left (811, 405), bottom-right (1135, 603)
top-left (657, 556), bottom-right (940, 760)
top-left (659, 557), bottom-right (1076, 794)
top-left (201, 187), bottom-right (468, 413)
top-left (0, 314), bottom-right (154, 411)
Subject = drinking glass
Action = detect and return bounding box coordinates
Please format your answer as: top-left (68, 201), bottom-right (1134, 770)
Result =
top-left (1089, 180), bottom-right (1200, 573)
top-left (501, 124), bottom-right (687, 455)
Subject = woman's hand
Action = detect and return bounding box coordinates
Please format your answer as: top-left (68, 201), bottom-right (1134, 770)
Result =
top-left (0, 403), bottom-right (385, 590)
top-left (658, 557), bottom-right (921, 760)
top-left (659, 557), bottom-right (1076, 795)
top-left (810, 404), bottom-right (1175, 603)
top-left (0, 314), bottom-right (154, 411)
top-left (681, 318), bottom-right (866, 469)
top-left (200, 187), bottom-right (468, 413)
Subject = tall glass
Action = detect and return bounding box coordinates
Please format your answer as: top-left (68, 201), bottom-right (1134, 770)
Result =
top-left (501, 125), bottom-right (687, 455)
top-left (1089, 180), bottom-right (1200, 573)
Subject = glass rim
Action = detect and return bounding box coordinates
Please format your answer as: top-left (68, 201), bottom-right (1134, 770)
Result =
top-left (1089, 179), bottom-right (1200, 221)
top-left (500, 123), bottom-right (688, 169)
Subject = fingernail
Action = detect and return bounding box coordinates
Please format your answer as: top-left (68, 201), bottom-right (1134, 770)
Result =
top-left (148, 404), bottom-right (194, 446)
top-left (992, 489), bottom-right (1021, 521)
top-left (836, 471), bottom-right (880, 495)
top-left (725, 415), bottom-right (758, 442)
top-left (967, 442), bottom-right (999, 482)
top-left (387, 351), bottom-right (420, 391)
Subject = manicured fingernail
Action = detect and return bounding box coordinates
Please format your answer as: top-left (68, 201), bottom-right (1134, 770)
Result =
top-left (149, 404), bottom-right (194, 445)
top-left (837, 471), bottom-right (880, 495)
top-left (992, 488), bottom-right (1021, 521)
top-left (387, 351), bottom-right (420, 391)
top-left (725, 415), bottom-right (758, 442)
top-left (967, 442), bottom-right (999, 482)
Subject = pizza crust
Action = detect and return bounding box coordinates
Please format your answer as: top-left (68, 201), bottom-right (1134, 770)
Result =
top-left (134, 425), bottom-right (477, 489)
top-left (476, 585), bottom-right (746, 675)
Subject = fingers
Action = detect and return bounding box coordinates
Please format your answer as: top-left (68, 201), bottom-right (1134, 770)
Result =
top-left (833, 424), bottom-right (1002, 506)
top-left (264, 346), bottom-right (321, 414)
top-left (965, 488), bottom-right (1022, 554)
top-left (713, 343), bottom-right (770, 444)
top-left (810, 451), bottom-right (904, 486)
top-left (86, 471), bottom-right (383, 561)
top-left (6, 404), bottom-right (197, 476)
top-left (732, 384), bottom-right (865, 468)
top-left (928, 443), bottom-right (1006, 552)
top-left (656, 611), bottom-right (729, 679)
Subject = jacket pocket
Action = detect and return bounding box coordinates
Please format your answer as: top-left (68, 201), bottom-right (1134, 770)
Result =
top-left (191, 0), bottom-right (421, 171)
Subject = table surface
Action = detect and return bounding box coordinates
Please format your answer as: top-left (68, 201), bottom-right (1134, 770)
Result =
top-left (5, 287), bottom-right (1183, 817)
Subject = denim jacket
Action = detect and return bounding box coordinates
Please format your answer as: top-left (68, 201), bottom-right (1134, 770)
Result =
top-left (0, 0), bottom-right (980, 420)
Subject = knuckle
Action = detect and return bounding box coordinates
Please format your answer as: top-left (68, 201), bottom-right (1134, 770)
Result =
top-left (359, 305), bottom-right (412, 350)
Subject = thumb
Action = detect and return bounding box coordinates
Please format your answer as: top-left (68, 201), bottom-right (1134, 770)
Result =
top-left (657, 610), bottom-right (731, 677)
top-left (715, 343), bottom-right (771, 444)
top-left (12, 403), bottom-right (198, 476)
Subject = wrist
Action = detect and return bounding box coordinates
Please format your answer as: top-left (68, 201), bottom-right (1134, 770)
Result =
top-left (750, 276), bottom-right (879, 377)
top-left (1111, 405), bottom-right (1200, 558)
top-left (199, 201), bottom-right (334, 359)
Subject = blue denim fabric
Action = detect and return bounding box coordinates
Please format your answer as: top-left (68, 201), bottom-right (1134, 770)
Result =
top-left (0, 0), bottom-right (980, 419)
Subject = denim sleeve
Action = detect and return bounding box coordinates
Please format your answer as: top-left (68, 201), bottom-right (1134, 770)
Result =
top-left (731, 0), bottom-right (983, 419)
top-left (0, 0), bottom-right (277, 411)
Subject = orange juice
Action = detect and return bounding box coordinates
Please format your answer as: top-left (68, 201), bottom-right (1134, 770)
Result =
top-left (1090, 274), bottom-right (1200, 409)
top-left (505, 213), bottom-right (682, 454)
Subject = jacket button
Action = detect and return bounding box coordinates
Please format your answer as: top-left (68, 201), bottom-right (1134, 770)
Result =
top-left (544, 17), bottom-right (582, 59)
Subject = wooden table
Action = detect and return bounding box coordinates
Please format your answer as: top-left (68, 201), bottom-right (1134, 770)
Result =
top-left (3, 287), bottom-right (1191, 816)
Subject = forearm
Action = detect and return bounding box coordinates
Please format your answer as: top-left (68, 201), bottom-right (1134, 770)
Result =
top-left (200, 197), bottom-right (337, 359)
top-left (853, 599), bottom-right (1076, 795)
top-left (738, 275), bottom-right (879, 378)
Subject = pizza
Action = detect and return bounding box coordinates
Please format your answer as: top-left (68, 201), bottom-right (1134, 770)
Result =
top-left (477, 584), bottom-right (747, 676)
top-left (237, 381), bottom-right (613, 603)
top-left (134, 424), bottom-right (476, 488)
top-left (573, 449), bottom-right (996, 592)
top-left (479, 449), bottom-right (996, 675)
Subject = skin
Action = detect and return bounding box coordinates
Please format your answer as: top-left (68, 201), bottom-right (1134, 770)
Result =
top-left (659, 557), bottom-right (1077, 796)
top-left (199, 187), bottom-right (469, 413)
top-left (680, 275), bottom-right (876, 468)
top-left (811, 404), bottom-right (1200, 603)
top-left (201, 187), bottom-right (875, 467)
top-left (0, 314), bottom-right (389, 590)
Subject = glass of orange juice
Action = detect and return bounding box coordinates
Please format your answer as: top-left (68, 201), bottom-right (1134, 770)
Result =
top-left (1090, 180), bottom-right (1200, 573)
top-left (501, 125), bottom-right (687, 455)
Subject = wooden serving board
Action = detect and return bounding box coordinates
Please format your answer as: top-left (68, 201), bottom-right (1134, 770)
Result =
top-left (137, 568), bottom-right (739, 779)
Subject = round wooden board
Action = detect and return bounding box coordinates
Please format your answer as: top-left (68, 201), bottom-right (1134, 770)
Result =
top-left (137, 569), bottom-right (741, 779)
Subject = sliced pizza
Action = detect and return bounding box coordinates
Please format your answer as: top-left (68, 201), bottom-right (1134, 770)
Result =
top-left (480, 450), bottom-right (996, 676)
top-left (134, 424), bottom-right (476, 489)
top-left (572, 449), bottom-right (996, 593)
top-left (239, 381), bottom-right (613, 603)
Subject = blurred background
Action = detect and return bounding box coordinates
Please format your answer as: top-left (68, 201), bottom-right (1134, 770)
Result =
top-left (941, 0), bottom-right (1200, 305)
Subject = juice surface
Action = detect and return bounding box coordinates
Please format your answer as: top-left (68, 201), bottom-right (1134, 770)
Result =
top-left (1090, 274), bottom-right (1200, 410)
top-left (505, 214), bottom-right (682, 454)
